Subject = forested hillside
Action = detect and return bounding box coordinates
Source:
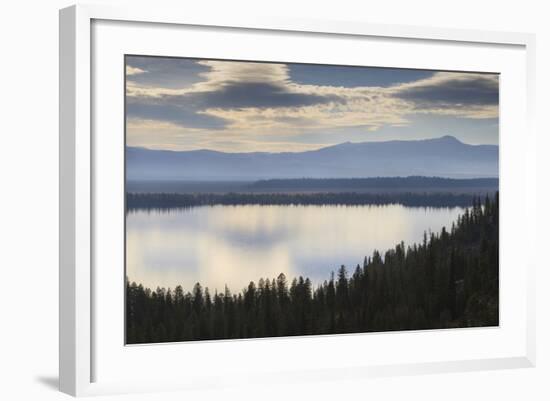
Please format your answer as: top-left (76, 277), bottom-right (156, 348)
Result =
top-left (126, 193), bottom-right (499, 344)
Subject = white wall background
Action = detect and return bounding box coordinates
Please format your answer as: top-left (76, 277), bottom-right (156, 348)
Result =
top-left (0, 0), bottom-right (547, 399)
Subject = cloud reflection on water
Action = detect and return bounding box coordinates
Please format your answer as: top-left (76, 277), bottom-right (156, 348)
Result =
top-left (126, 205), bottom-right (464, 293)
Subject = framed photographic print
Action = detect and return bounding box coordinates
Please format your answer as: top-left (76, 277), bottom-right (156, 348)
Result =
top-left (59, 4), bottom-right (536, 397)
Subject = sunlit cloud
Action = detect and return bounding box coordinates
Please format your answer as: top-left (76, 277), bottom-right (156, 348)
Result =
top-left (125, 56), bottom-right (499, 151)
top-left (126, 65), bottom-right (147, 76)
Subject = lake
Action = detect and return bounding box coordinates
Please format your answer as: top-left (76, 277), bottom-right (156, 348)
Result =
top-left (126, 204), bottom-right (465, 293)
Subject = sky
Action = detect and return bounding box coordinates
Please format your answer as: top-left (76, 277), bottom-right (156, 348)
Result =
top-left (125, 56), bottom-right (499, 152)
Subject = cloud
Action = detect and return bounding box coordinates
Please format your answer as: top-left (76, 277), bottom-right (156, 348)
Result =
top-left (126, 60), bottom-right (344, 131)
top-left (391, 72), bottom-right (499, 119)
top-left (200, 95), bottom-right (411, 135)
top-left (125, 58), bottom-right (499, 150)
top-left (126, 56), bottom-right (208, 89)
top-left (126, 60), bottom-right (291, 98)
top-left (126, 102), bottom-right (227, 129)
top-left (396, 73), bottom-right (498, 105)
top-left (288, 64), bottom-right (435, 88)
top-left (126, 118), bottom-right (327, 152)
top-left (188, 82), bottom-right (338, 109)
top-left (126, 65), bottom-right (147, 76)
top-left (195, 60), bottom-right (291, 90)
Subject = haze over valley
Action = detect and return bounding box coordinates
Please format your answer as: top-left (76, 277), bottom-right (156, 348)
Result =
top-left (127, 135), bottom-right (498, 182)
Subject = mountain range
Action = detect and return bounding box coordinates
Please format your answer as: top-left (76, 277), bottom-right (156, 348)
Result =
top-left (126, 135), bottom-right (498, 181)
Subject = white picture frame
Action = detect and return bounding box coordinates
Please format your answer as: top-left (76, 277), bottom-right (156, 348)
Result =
top-left (59, 4), bottom-right (536, 397)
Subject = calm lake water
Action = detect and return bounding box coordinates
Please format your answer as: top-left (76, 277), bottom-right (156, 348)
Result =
top-left (126, 204), bottom-right (465, 293)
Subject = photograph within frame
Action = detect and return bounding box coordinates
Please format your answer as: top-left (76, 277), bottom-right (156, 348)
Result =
top-left (124, 55), bottom-right (499, 345)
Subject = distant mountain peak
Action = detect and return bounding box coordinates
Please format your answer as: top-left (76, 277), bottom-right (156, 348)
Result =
top-left (434, 135), bottom-right (461, 143)
top-left (322, 136), bottom-right (464, 151)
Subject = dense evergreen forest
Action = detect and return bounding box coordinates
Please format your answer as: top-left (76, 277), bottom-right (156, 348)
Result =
top-left (127, 176), bottom-right (499, 195)
top-left (248, 176), bottom-right (498, 191)
top-left (127, 191), bottom-right (481, 211)
top-left (126, 193), bottom-right (499, 344)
